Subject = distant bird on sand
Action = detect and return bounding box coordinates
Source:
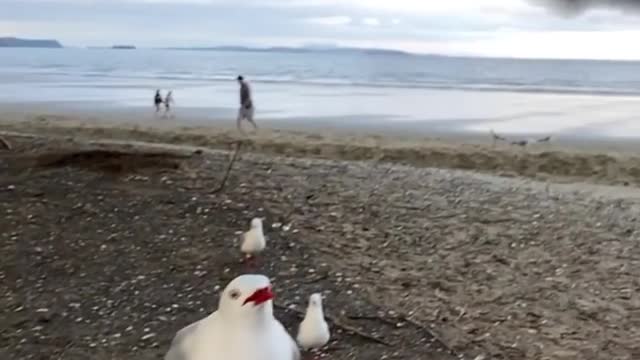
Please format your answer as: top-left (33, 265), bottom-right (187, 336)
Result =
top-left (536, 135), bottom-right (552, 143)
top-left (511, 139), bottom-right (529, 147)
top-left (490, 129), bottom-right (508, 146)
top-left (512, 135), bottom-right (553, 147)
top-left (241, 218), bottom-right (266, 267)
top-left (165, 274), bottom-right (300, 360)
top-left (491, 129), bottom-right (553, 148)
top-left (297, 293), bottom-right (330, 356)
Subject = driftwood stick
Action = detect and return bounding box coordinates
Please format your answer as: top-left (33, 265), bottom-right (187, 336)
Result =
top-left (211, 140), bottom-right (242, 194)
top-left (303, 273), bottom-right (329, 284)
top-left (475, 217), bottom-right (512, 224)
top-left (346, 314), bottom-right (400, 328)
top-left (349, 310), bottom-right (458, 356)
top-left (0, 136), bottom-right (12, 150)
top-left (274, 303), bottom-right (394, 347)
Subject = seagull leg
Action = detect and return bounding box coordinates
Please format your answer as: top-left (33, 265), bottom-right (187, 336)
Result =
top-left (242, 254), bottom-right (256, 271)
top-left (304, 350), bottom-right (321, 360)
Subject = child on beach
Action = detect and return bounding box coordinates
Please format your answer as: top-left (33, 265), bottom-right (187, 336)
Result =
top-left (164, 90), bottom-right (174, 117)
top-left (154, 89), bottom-right (163, 114)
top-left (236, 76), bottom-right (257, 133)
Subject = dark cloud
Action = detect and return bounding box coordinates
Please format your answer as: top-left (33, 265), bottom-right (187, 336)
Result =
top-left (531, 0), bottom-right (640, 15)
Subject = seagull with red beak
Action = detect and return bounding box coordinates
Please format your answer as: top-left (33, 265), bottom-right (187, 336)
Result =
top-left (165, 274), bottom-right (300, 360)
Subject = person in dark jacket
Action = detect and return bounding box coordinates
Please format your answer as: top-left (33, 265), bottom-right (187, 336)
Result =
top-left (154, 89), bottom-right (163, 114)
top-left (236, 76), bottom-right (257, 132)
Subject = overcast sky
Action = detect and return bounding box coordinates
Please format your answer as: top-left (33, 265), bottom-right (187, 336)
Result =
top-left (3, 0), bottom-right (640, 59)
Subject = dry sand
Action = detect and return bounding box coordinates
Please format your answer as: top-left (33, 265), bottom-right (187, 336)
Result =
top-left (1, 114), bottom-right (640, 360)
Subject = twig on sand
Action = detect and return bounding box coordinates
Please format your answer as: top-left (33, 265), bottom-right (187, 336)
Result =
top-left (346, 311), bottom-right (458, 356)
top-left (303, 273), bottom-right (330, 284)
top-left (0, 136), bottom-right (12, 150)
top-left (211, 140), bottom-right (242, 194)
top-left (274, 303), bottom-right (394, 347)
top-left (383, 310), bottom-right (458, 355)
top-left (346, 314), bottom-right (400, 328)
top-left (475, 217), bottom-right (512, 224)
top-left (55, 340), bottom-right (75, 360)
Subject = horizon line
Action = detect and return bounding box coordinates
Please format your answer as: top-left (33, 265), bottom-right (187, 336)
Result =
top-left (4, 36), bottom-right (640, 62)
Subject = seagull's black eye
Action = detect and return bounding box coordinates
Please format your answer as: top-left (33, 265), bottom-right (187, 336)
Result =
top-left (229, 290), bottom-right (241, 300)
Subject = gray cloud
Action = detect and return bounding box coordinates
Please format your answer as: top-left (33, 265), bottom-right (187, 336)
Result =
top-left (530, 0), bottom-right (640, 15)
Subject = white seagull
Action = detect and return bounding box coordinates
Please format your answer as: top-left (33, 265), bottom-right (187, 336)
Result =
top-left (296, 293), bottom-right (330, 351)
top-left (241, 218), bottom-right (266, 265)
top-left (165, 274), bottom-right (300, 360)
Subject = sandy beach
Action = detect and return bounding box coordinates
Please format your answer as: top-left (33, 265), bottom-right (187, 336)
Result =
top-left (1, 108), bottom-right (639, 360)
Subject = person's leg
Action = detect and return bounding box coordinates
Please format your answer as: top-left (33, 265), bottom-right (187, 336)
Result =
top-left (237, 107), bottom-right (246, 133)
top-left (246, 107), bottom-right (257, 129)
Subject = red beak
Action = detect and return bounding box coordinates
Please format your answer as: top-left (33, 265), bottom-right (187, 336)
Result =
top-left (243, 286), bottom-right (274, 306)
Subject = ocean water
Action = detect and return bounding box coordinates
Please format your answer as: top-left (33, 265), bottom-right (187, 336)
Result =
top-left (2, 48), bottom-right (640, 137)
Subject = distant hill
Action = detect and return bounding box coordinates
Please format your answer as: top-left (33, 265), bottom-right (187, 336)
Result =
top-left (164, 45), bottom-right (410, 56)
top-left (112, 45), bottom-right (136, 50)
top-left (0, 37), bottom-right (63, 48)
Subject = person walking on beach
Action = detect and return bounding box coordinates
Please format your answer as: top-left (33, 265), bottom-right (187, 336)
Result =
top-left (237, 75), bottom-right (257, 133)
top-left (164, 90), bottom-right (174, 117)
top-left (154, 89), bottom-right (163, 115)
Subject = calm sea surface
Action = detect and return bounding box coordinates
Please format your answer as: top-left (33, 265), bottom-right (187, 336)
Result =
top-left (2, 48), bottom-right (640, 137)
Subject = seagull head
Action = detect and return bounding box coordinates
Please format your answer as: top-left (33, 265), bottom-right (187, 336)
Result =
top-left (219, 274), bottom-right (275, 320)
top-left (250, 218), bottom-right (263, 230)
top-left (307, 293), bottom-right (324, 310)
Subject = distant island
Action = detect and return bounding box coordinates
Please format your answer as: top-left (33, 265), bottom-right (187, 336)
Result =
top-left (163, 45), bottom-right (410, 56)
top-left (86, 45), bottom-right (136, 50)
top-left (0, 37), bottom-right (63, 48)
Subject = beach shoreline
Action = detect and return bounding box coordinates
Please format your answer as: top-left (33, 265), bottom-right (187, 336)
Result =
top-left (5, 47), bottom-right (640, 139)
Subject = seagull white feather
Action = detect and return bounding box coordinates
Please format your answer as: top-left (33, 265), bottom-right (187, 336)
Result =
top-left (165, 274), bottom-right (300, 360)
top-left (241, 218), bottom-right (266, 259)
top-left (297, 293), bottom-right (330, 350)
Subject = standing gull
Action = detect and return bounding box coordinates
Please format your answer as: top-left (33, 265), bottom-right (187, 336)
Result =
top-left (241, 218), bottom-right (266, 267)
top-left (297, 293), bottom-right (330, 358)
top-left (165, 274), bottom-right (300, 360)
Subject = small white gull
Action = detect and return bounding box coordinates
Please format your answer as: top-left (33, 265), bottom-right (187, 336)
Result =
top-left (241, 218), bottom-right (266, 266)
top-left (296, 293), bottom-right (330, 351)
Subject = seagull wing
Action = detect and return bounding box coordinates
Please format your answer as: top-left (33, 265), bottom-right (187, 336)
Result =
top-left (274, 320), bottom-right (301, 360)
top-left (290, 331), bottom-right (302, 360)
top-left (164, 316), bottom-right (212, 360)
